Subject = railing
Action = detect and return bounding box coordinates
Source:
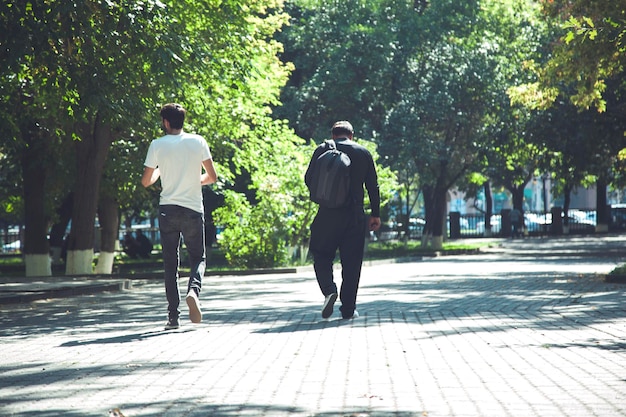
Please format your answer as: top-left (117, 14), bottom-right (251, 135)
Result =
top-left (0, 226), bottom-right (163, 254)
top-left (450, 209), bottom-right (598, 238)
top-left (0, 208), bottom-right (612, 254)
top-left (376, 209), bottom-right (601, 241)
top-left (1, 228), bottom-right (22, 254)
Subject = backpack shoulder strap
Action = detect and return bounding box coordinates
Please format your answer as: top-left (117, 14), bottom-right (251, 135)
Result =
top-left (324, 139), bottom-right (337, 150)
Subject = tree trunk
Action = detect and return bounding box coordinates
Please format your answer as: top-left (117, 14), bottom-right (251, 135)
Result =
top-left (401, 186), bottom-right (411, 241)
top-left (21, 128), bottom-right (51, 277)
top-left (95, 195), bottom-right (119, 274)
top-left (66, 113), bottom-right (114, 275)
top-left (421, 184), bottom-right (446, 250)
top-left (596, 178), bottom-right (608, 232)
top-left (562, 184), bottom-right (572, 234)
top-left (511, 185), bottom-right (524, 211)
top-left (421, 185), bottom-right (433, 246)
top-left (432, 186), bottom-right (447, 250)
top-left (484, 181), bottom-right (493, 237)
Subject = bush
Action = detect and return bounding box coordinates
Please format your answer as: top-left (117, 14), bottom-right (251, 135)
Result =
top-left (214, 191), bottom-right (289, 269)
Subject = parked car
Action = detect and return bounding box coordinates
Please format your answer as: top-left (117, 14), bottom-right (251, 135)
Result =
top-left (407, 218), bottom-right (425, 238)
top-left (2, 239), bottom-right (20, 253)
top-left (476, 215), bottom-right (501, 234)
top-left (568, 210), bottom-right (596, 226)
top-left (524, 211), bottom-right (595, 234)
top-left (523, 212), bottom-right (551, 234)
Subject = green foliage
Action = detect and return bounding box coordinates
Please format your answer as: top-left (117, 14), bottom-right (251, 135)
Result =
top-left (213, 122), bottom-right (396, 268)
top-left (507, 0), bottom-right (626, 205)
top-left (609, 263), bottom-right (626, 276)
top-left (525, 0), bottom-right (626, 112)
top-left (279, 0), bottom-right (551, 234)
top-left (0, 0), bottom-right (298, 262)
top-left (365, 239), bottom-right (489, 260)
top-left (214, 121), bottom-right (314, 268)
top-left (214, 191), bottom-right (290, 269)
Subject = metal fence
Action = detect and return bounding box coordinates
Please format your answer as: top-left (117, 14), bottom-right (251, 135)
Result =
top-left (376, 209), bottom-right (600, 241)
top-left (451, 209), bottom-right (597, 238)
top-left (0, 208), bottom-right (614, 254)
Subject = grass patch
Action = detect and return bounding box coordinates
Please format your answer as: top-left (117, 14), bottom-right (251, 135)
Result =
top-left (0, 255), bottom-right (23, 265)
top-left (364, 240), bottom-right (490, 260)
top-left (0, 241), bottom-right (491, 274)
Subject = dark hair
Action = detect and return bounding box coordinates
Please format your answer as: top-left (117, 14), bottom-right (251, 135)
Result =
top-left (331, 120), bottom-right (354, 137)
top-left (160, 103), bottom-right (186, 129)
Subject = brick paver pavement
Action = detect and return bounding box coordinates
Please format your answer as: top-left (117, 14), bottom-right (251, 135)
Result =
top-left (1, 236), bottom-right (625, 417)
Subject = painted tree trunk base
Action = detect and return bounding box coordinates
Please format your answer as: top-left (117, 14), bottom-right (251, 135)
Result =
top-left (50, 246), bottom-right (63, 264)
top-left (95, 251), bottom-right (115, 274)
top-left (431, 235), bottom-right (443, 250)
top-left (25, 254), bottom-right (52, 277)
top-left (596, 224), bottom-right (608, 233)
top-left (66, 250), bottom-right (94, 275)
top-left (421, 233), bottom-right (443, 250)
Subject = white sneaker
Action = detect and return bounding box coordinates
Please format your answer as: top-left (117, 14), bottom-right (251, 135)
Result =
top-left (321, 293), bottom-right (338, 319)
top-left (186, 290), bottom-right (202, 323)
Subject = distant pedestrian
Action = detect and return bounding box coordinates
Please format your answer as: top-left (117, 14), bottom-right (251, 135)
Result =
top-left (135, 229), bottom-right (152, 259)
top-left (305, 121), bottom-right (381, 319)
top-left (122, 232), bottom-right (140, 259)
top-left (142, 103), bottom-right (218, 330)
top-left (510, 208), bottom-right (523, 238)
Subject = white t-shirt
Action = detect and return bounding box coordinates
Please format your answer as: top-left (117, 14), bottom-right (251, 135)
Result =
top-left (144, 132), bottom-right (212, 213)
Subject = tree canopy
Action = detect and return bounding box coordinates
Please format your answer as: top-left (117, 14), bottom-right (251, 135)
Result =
top-left (3, 0), bottom-right (626, 270)
top-left (0, 0), bottom-right (307, 272)
top-left (511, 0), bottom-right (626, 113)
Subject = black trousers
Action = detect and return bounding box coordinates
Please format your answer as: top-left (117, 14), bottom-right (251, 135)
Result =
top-left (309, 205), bottom-right (367, 317)
top-left (159, 205), bottom-right (206, 320)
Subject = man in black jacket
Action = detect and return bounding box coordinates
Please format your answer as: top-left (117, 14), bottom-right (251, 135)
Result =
top-left (305, 121), bottom-right (381, 319)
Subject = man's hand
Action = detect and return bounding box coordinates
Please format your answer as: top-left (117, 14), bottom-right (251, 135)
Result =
top-left (368, 216), bottom-right (381, 232)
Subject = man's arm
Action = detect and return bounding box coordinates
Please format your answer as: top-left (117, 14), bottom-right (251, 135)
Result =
top-left (304, 144), bottom-right (326, 187)
top-left (141, 166), bottom-right (160, 188)
top-left (364, 152), bottom-right (381, 232)
top-left (200, 159), bottom-right (217, 185)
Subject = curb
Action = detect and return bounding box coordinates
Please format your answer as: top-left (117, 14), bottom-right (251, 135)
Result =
top-left (0, 279), bottom-right (133, 305)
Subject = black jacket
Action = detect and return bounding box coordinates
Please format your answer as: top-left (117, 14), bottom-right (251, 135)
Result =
top-left (305, 137), bottom-right (381, 217)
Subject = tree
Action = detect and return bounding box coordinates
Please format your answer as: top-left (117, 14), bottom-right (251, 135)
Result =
top-left (484, 109), bottom-right (546, 214)
top-left (214, 122), bottom-right (310, 268)
top-left (509, 1), bottom-right (626, 230)
top-left (538, 0), bottom-right (626, 112)
top-left (213, 121), bottom-right (397, 268)
top-left (0, 1), bottom-right (81, 275)
top-left (461, 0), bottom-right (554, 233)
top-left (279, 0), bottom-right (555, 247)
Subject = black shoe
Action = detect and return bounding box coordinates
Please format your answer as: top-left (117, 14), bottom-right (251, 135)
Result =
top-left (321, 293), bottom-right (338, 319)
top-left (164, 318), bottom-right (180, 330)
top-left (342, 309), bottom-right (359, 319)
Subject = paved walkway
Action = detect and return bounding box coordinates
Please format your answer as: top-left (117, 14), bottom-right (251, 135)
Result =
top-left (1, 236), bottom-right (625, 417)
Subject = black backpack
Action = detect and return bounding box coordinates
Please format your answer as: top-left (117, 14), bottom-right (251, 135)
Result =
top-left (308, 140), bottom-right (352, 208)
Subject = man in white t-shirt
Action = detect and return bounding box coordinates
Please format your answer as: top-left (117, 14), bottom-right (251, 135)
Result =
top-left (142, 103), bottom-right (217, 330)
